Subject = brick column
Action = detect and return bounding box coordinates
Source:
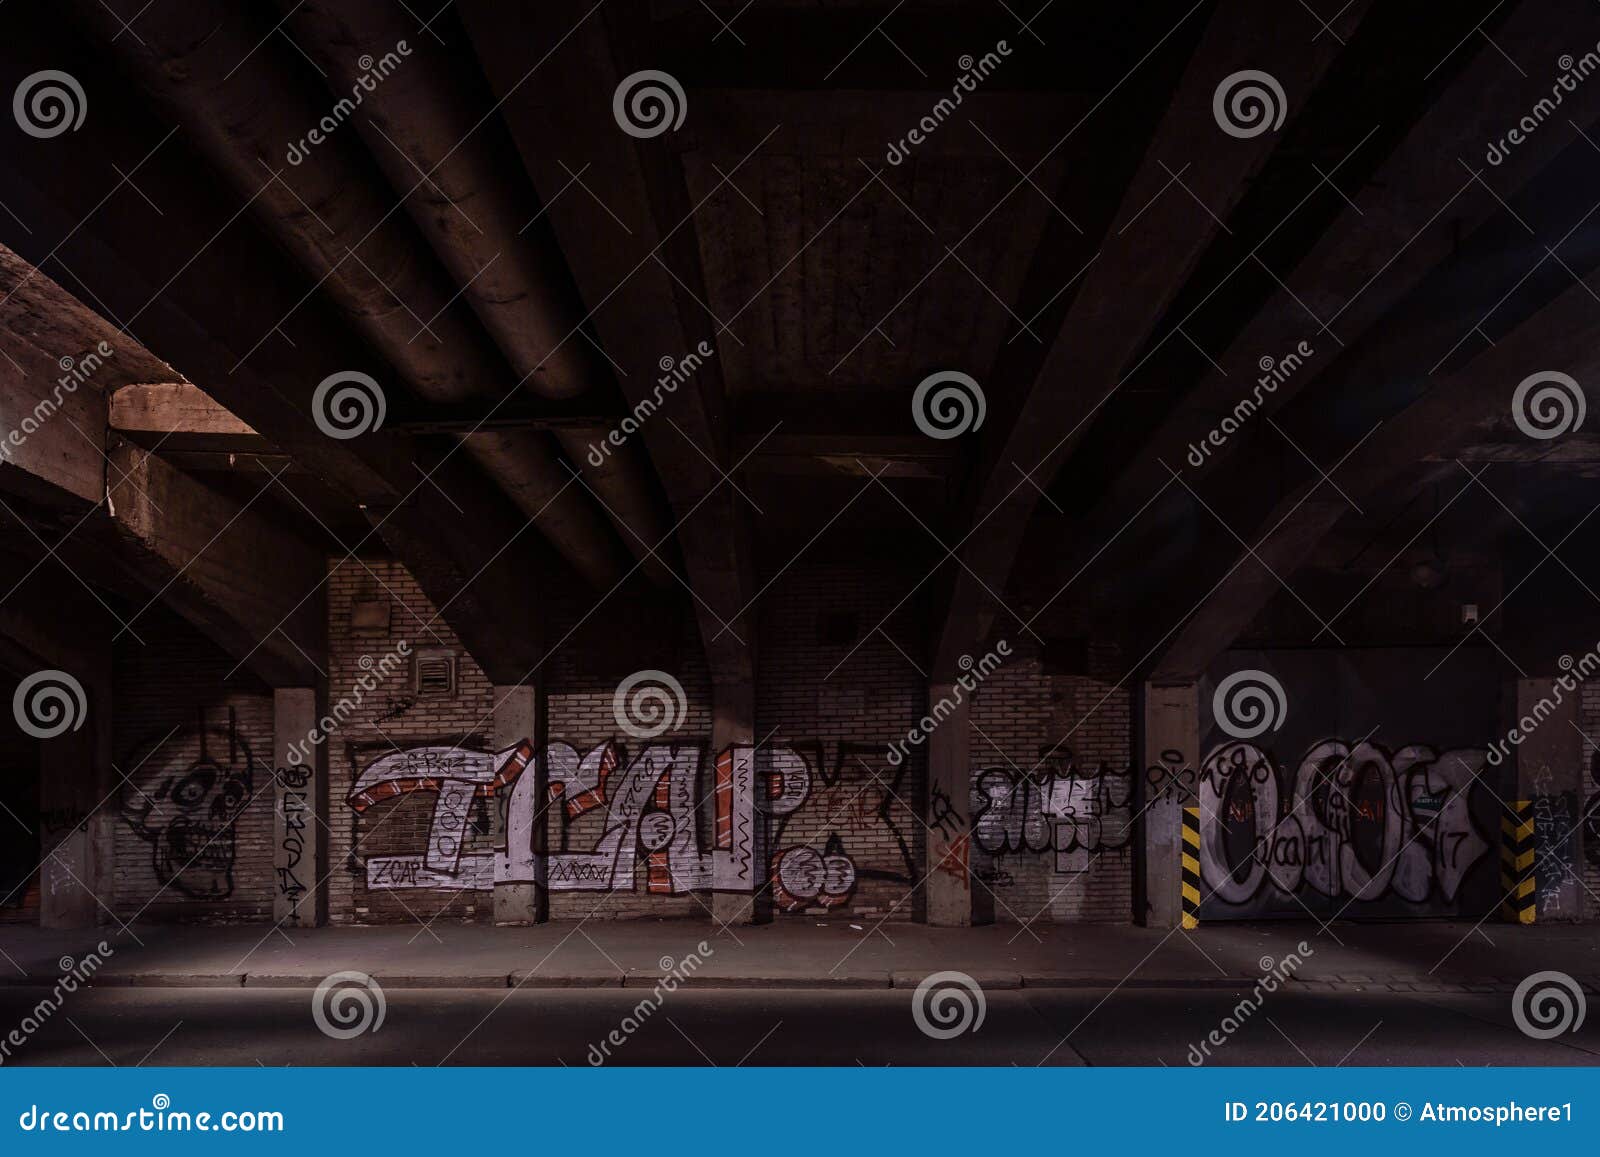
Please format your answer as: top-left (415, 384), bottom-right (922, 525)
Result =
top-left (1142, 681), bottom-right (1199, 928)
top-left (925, 681), bottom-right (972, 926)
top-left (492, 683), bottom-right (543, 924)
top-left (273, 687), bottom-right (324, 926)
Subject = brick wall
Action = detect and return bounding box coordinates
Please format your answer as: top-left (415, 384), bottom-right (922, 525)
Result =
top-left (968, 625), bottom-right (1133, 926)
top-left (542, 574), bottom-right (712, 921)
top-left (326, 556), bottom-right (716, 924)
top-left (327, 555), bottom-right (498, 925)
top-left (1583, 681), bottom-right (1600, 920)
top-left (317, 551), bottom-right (1134, 925)
top-left (757, 556), bottom-right (927, 922)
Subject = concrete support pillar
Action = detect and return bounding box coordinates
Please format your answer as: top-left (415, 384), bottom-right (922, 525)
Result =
top-left (1142, 681), bottom-right (1199, 928)
top-left (37, 660), bottom-right (111, 931)
top-left (38, 723), bottom-right (97, 929)
top-left (925, 681), bottom-right (972, 927)
top-left (273, 688), bottom-right (324, 927)
top-left (37, 732), bottom-right (101, 934)
top-left (1512, 676), bottom-right (1584, 921)
top-left (711, 680), bottom-right (762, 926)
top-left (492, 683), bottom-right (543, 925)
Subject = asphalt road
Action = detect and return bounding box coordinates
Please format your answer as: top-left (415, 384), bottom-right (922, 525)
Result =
top-left (1, 986), bottom-right (1597, 1067)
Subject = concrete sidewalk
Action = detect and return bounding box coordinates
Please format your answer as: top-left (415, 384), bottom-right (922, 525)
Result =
top-left (1, 919), bottom-right (1595, 992)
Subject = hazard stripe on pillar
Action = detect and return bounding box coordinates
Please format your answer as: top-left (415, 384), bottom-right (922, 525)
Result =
top-left (1181, 805), bottom-right (1201, 931)
top-left (1500, 799), bottom-right (1535, 925)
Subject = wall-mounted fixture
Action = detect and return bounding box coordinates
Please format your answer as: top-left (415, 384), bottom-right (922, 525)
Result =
top-left (411, 648), bottom-right (459, 698)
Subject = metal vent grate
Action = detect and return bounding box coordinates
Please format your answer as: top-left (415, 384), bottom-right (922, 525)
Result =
top-left (411, 650), bottom-right (458, 698)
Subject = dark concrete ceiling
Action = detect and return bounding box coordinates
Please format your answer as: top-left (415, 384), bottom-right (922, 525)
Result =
top-left (2, 0), bottom-right (1598, 684)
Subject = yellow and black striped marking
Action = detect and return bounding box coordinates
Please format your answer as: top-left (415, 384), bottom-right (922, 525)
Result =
top-left (1501, 799), bottom-right (1535, 925)
top-left (1181, 805), bottom-right (1201, 930)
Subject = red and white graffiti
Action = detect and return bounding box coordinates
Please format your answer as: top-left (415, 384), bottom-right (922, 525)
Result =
top-left (348, 741), bottom-right (871, 908)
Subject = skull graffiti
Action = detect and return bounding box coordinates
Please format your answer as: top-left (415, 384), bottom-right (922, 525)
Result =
top-left (121, 724), bottom-right (254, 900)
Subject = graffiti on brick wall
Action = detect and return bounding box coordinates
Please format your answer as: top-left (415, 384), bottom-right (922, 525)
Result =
top-left (1196, 738), bottom-right (1492, 909)
top-left (351, 741), bottom-right (528, 891)
top-left (120, 709), bottom-right (255, 900)
top-left (1583, 747), bottom-right (1600, 869)
top-left (346, 739), bottom-right (916, 912)
top-left (968, 758), bottom-right (1134, 886)
top-left (768, 742), bottom-right (916, 911)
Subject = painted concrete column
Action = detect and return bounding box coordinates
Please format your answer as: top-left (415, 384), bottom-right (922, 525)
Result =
top-left (1142, 681), bottom-right (1199, 928)
top-left (273, 688), bottom-right (324, 927)
top-left (711, 680), bottom-right (762, 926)
top-left (36, 658), bottom-right (111, 931)
top-left (925, 681), bottom-right (972, 927)
top-left (1512, 676), bottom-right (1584, 921)
top-left (492, 683), bottom-right (542, 925)
top-left (38, 720), bottom-right (100, 929)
